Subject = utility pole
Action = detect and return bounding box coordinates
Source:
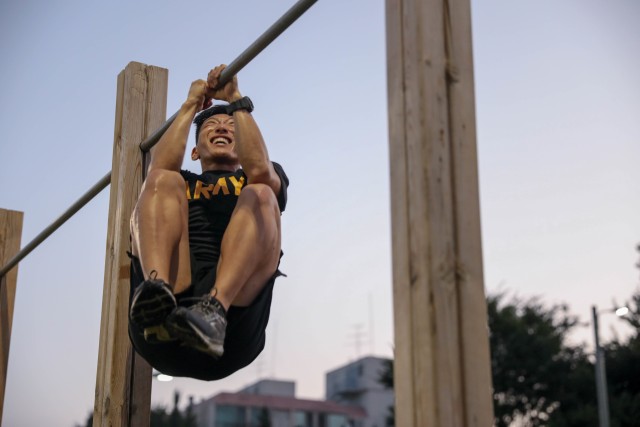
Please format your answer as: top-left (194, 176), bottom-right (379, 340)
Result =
top-left (592, 305), bottom-right (610, 427)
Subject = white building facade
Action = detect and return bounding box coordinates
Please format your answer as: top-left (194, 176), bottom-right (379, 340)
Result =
top-left (325, 356), bottom-right (394, 427)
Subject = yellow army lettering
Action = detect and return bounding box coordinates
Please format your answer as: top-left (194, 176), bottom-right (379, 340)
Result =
top-left (229, 176), bottom-right (245, 195)
top-left (185, 176), bottom-right (245, 200)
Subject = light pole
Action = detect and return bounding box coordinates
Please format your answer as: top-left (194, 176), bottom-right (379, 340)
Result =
top-left (591, 305), bottom-right (629, 427)
top-left (153, 369), bottom-right (173, 382)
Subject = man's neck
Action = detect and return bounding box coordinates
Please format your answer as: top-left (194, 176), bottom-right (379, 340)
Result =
top-left (200, 160), bottom-right (239, 173)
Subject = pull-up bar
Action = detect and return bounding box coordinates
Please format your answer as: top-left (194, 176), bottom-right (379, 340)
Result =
top-left (140, 0), bottom-right (317, 152)
top-left (0, 0), bottom-right (317, 279)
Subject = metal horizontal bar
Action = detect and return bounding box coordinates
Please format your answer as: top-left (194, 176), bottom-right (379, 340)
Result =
top-left (0, 0), bottom-right (318, 279)
top-left (139, 0), bottom-right (318, 153)
top-left (0, 172), bottom-right (111, 278)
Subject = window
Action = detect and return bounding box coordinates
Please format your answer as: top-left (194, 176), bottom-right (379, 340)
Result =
top-left (215, 405), bottom-right (246, 427)
top-left (327, 413), bottom-right (349, 427)
top-left (292, 411), bottom-right (313, 427)
top-left (249, 407), bottom-right (271, 427)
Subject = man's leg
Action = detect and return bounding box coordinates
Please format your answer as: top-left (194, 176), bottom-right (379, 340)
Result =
top-left (168, 183), bottom-right (281, 357)
top-left (130, 169), bottom-right (191, 292)
top-left (129, 169), bottom-right (191, 341)
top-left (213, 183), bottom-right (282, 309)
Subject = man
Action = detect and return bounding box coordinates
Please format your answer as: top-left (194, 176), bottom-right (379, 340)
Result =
top-left (127, 64), bottom-right (288, 381)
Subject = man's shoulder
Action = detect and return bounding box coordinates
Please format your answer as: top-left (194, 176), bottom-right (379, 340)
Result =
top-left (270, 161), bottom-right (289, 187)
top-left (180, 169), bottom-right (199, 181)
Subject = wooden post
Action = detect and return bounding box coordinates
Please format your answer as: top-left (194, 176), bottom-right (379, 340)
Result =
top-left (386, 0), bottom-right (494, 425)
top-left (94, 62), bottom-right (168, 426)
top-left (0, 208), bottom-right (23, 424)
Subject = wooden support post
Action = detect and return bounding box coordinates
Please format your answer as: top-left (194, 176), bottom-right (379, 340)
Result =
top-left (94, 62), bottom-right (168, 427)
top-left (386, 0), bottom-right (494, 425)
top-left (0, 208), bottom-right (23, 424)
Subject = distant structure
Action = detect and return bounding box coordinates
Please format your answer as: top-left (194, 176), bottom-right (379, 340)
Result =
top-left (191, 356), bottom-right (393, 427)
top-left (192, 378), bottom-right (365, 427)
top-left (325, 356), bottom-right (393, 427)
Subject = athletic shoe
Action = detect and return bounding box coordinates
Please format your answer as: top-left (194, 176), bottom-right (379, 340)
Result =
top-left (168, 294), bottom-right (227, 358)
top-left (129, 274), bottom-right (177, 344)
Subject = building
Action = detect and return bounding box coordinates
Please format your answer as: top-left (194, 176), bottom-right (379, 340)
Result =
top-left (192, 379), bottom-right (366, 427)
top-left (191, 356), bottom-right (393, 427)
top-left (325, 356), bottom-right (393, 427)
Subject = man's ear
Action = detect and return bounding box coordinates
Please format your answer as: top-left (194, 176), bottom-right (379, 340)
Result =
top-left (191, 146), bottom-right (200, 161)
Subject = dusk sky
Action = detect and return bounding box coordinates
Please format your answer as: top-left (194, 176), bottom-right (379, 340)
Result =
top-left (1, 0), bottom-right (638, 426)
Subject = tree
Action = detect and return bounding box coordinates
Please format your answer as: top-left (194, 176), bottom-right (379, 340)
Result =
top-left (378, 358), bottom-right (394, 427)
top-left (376, 295), bottom-right (597, 426)
top-left (77, 390), bottom-right (197, 427)
top-left (601, 244), bottom-right (640, 427)
top-left (76, 411), bottom-right (93, 427)
top-left (256, 407), bottom-right (271, 427)
top-left (371, 287), bottom-right (640, 427)
top-left (183, 396), bottom-right (198, 427)
top-left (148, 391), bottom-right (197, 427)
top-left (604, 289), bottom-right (640, 427)
top-left (488, 293), bottom-right (597, 426)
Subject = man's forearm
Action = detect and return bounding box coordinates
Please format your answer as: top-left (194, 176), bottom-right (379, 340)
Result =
top-left (234, 111), bottom-right (270, 176)
top-left (149, 102), bottom-right (199, 172)
top-left (233, 110), bottom-right (281, 195)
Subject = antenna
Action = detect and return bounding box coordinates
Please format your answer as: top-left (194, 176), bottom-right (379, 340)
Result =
top-left (347, 323), bottom-right (367, 360)
top-left (369, 293), bottom-right (375, 355)
top-left (255, 356), bottom-right (265, 381)
top-left (271, 321), bottom-right (278, 378)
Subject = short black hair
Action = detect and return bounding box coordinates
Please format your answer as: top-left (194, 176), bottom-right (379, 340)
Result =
top-left (193, 104), bottom-right (230, 144)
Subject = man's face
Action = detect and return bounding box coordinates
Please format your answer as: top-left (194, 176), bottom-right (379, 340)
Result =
top-left (193, 113), bottom-right (239, 166)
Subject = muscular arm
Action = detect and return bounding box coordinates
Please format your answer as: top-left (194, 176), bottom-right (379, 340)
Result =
top-left (208, 65), bottom-right (282, 196)
top-left (148, 80), bottom-right (210, 173)
top-left (232, 109), bottom-right (282, 195)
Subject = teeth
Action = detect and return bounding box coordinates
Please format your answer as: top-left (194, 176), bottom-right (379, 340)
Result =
top-left (212, 137), bottom-right (229, 145)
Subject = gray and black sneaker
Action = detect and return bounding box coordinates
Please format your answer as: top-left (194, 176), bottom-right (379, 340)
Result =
top-left (129, 272), bottom-right (177, 344)
top-left (168, 294), bottom-right (227, 358)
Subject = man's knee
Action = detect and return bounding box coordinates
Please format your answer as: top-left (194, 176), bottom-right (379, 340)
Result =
top-left (239, 183), bottom-right (279, 213)
top-left (143, 169), bottom-right (184, 195)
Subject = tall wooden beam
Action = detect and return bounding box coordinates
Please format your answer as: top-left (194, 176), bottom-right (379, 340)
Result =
top-left (386, 0), bottom-right (494, 425)
top-left (94, 62), bottom-right (168, 426)
top-left (0, 208), bottom-right (23, 423)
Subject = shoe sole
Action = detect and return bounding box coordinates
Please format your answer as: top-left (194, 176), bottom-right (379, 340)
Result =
top-left (143, 324), bottom-right (176, 344)
top-left (167, 310), bottom-right (224, 358)
top-left (130, 282), bottom-right (176, 329)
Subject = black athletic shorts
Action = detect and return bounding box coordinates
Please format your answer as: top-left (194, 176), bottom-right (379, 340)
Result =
top-left (128, 254), bottom-right (282, 381)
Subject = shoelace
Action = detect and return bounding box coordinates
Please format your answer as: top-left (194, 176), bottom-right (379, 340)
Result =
top-left (179, 291), bottom-right (227, 317)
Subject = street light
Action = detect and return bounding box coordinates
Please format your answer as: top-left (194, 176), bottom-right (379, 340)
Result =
top-left (153, 369), bottom-right (173, 382)
top-left (591, 304), bottom-right (628, 427)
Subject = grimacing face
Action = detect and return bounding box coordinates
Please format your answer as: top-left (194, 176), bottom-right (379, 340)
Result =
top-left (193, 113), bottom-right (239, 167)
